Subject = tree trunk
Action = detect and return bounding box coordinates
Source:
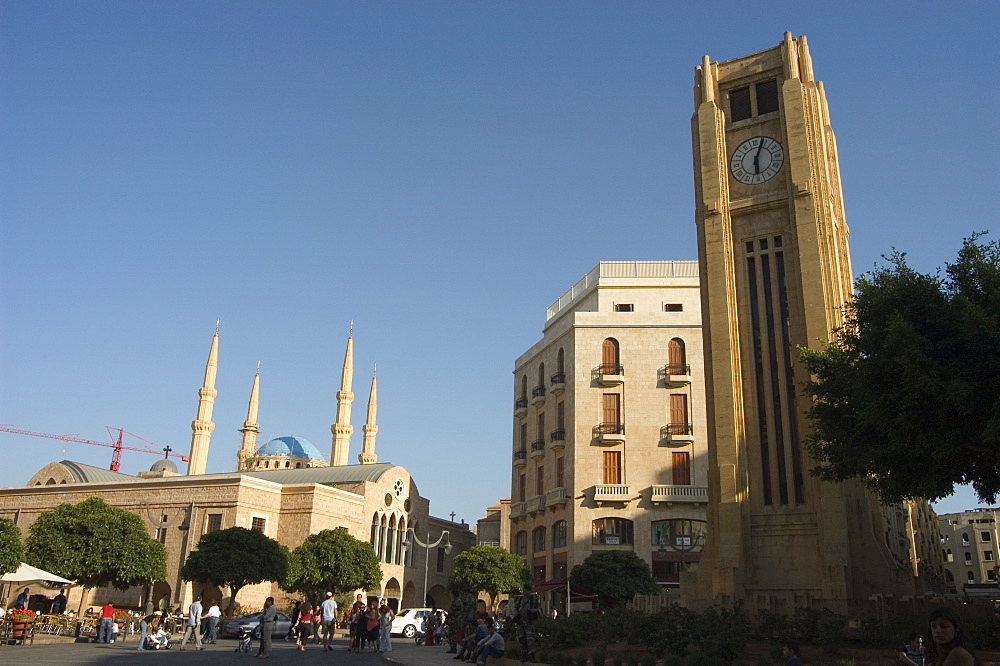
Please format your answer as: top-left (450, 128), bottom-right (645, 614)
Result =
top-left (228, 584), bottom-right (243, 617)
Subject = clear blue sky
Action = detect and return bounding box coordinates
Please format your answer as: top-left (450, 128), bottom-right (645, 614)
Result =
top-left (2, 1), bottom-right (997, 522)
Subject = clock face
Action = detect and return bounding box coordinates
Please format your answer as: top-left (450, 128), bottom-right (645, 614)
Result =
top-left (730, 136), bottom-right (784, 185)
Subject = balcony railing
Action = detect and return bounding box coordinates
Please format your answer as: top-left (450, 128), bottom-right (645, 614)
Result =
top-left (513, 449), bottom-right (528, 466)
top-left (530, 439), bottom-right (545, 459)
top-left (594, 422), bottom-right (626, 445)
top-left (531, 385), bottom-right (547, 406)
top-left (510, 501), bottom-right (527, 518)
top-left (514, 397), bottom-right (528, 416)
top-left (651, 484), bottom-right (708, 504)
top-left (550, 428), bottom-right (566, 450)
top-left (594, 483), bottom-right (631, 506)
top-left (550, 372), bottom-right (566, 395)
top-left (659, 363), bottom-right (692, 386)
top-left (593, 363), bottom-right (625, 386)
top-left (529, 495), bottom-right (546, 514)
top-left (545, 486), bottom-right (568, 507)
top-left (661, 423), bottom-right (694, 445)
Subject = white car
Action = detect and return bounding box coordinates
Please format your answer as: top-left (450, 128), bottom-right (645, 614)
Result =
top-left (390, 608), bottom-right (436, 638)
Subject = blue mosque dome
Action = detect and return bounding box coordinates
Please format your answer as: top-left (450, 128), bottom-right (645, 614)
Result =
top-left (256, 436), bottom-right (324, 461)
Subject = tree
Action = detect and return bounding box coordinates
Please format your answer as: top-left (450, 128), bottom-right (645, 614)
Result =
top-left (25, 497), bottom-right (167, 609)
top-left (0, 517), bottom-right (24, 576)
top-left (182, 527), bottom-right (288, 615)
top-left (282, 528), bottom-right (382, 604)
top-left (448, 545), bottom-right (525, 611)
top-left (569, 551), bottom-right (658, 608)
top-left (801, 234), bottom-right (1000, 503)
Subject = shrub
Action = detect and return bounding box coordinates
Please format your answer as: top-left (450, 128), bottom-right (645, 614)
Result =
top-left (536, 616), bottom-right (590, 649)
top-left (539, 650), bottom-right (555, 664)
top-left (757, 658), bottom-right (774, 666)
top-left (591, 647), bottom-right (607, 666)
top-left (648, 604), bottom-right (697, 656)
top-left (507, 643), bottom-right (522, 660)
top-left (626, 655), bottom-right (640, 666)
top-left (693, 604), bottom-right (750, 663)
top-left (663, 654), bottom-right (684, 666)
top-left (816, 609), bottom-right (845, 653)
top-left (612, 656), bottom-right (624, 666)
top-left (640, 653), bottom-right (657, 666)
top-left (575, 652), bottom-right (590, 666)
top-left (756, 609), bottom-right (791, 641)
top-left (686, 651), bottom-right (711, 666)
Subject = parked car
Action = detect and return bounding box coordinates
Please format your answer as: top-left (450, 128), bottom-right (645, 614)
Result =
top-left (391, 608), bottom-right (435, 638)
top-left (223, 611), bottom-right (293, 639)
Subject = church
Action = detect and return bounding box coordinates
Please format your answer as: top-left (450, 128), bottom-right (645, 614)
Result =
top-left (0, 328), bottom-right (474, 612)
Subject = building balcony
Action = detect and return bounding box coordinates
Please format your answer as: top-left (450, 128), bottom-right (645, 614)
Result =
top-left (531, 385), bottom-right (547, 407)
top-left (594, 483), bottom-right (631, 507)
top-left (514, 397), bottom-right (528, 417)
top-left (530, 439), bottom-right (546, 460)
top-left (528, 494), bottom-right (546, 515)
top-left (593, 363), bottom-right (624, 386)
top-left (510, 501), bottom-right (527, 519)
top-left (549, 428), bottom-right (566, 451)
top-left (550, 372), bottom-right (566, 395)
top-left (513, 448), bottom-right (528, 467)
top-left (660, 423), bottom-right (694, 446)
top-left (651, 484), bottom-right (708, 505)
top-left (594, 422), bottom-right (626, 445)
top-left (545, 486), bottom-right (568, 509)
top-left (658, 363), bottom-right (692, 387)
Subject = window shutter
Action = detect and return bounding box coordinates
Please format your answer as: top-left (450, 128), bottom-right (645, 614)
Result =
top-left (672, 451), bottom-right (691, 486)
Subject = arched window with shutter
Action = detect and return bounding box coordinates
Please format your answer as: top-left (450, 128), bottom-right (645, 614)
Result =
top-left (668, 338), bottom-right (687, 374)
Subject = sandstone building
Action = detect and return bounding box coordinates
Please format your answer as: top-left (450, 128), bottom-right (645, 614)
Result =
top-left (0, 328), bottom-right (474, 612)
top-left (685, 33), bottom-right (941, 613)
top-left (509, 260), bottom-right (708, 613)
top-left (938, 508), bottom-right (1000, 595)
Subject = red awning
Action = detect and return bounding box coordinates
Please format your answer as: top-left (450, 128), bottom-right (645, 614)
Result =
top-left (530, 578), bottom-right (598, 601)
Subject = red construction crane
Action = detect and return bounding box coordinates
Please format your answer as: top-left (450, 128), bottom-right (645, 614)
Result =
top-left (0, 426), bottom-right (189, 472)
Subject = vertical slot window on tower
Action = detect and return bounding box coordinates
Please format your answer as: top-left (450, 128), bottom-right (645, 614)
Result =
top-left (756, 79), bottom-right (779, 114)
top-left (729, 86), bottom-right (752, 121)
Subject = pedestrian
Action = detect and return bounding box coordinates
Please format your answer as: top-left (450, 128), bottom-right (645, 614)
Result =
top-left (901, 632), bottom-right (926, 666)
top-left (256, 596), bottom-right (277, 658)
top-left (783, 641), bottom-right (803, 666)
top-left (52, 589), bottom-right (68, 614)
top-left (286, 600), bottom-right (302, 641)
top-left (296, 602), bottom-right (313, 650)
top-left (204, 599), bottom-right (221, 644)
top-left (179, 595), bottom-right (205, 651)
top-left (312, 604), bottom-right (322, 644)
top-left (379, 599), bottom-right (395, 653)
top-left (137, 610), bottom-right (159, 651)
top-left (97, 602), bottom-right (116, 643)
top-left (349, 593), bottom-right (366, 652)
top-left (365, 603), bottom-right (380, 652)
top-left (474, 622), bottom-right (505, 665)
top-left (15, 587), bottom-right (30, 610)
top-left (320, 592), bottom-right (338, 651)
top-left (926, 607), bottom-right (981, 666)
top-left (158, 594), bottom-right (169, 613)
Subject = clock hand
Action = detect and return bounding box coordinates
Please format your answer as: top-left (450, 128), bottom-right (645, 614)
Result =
top-left (754, 139), bottom-right (765, 174)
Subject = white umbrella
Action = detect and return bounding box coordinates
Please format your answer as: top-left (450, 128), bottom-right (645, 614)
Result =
top-left (0, 562), bottom-right (74, 585)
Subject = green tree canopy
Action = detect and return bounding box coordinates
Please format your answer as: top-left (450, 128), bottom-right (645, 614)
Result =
top-left (0, 517), bottom-right (25, 576)
top-left (448, 545), bottom-right (525, 610)
top-left (569, 551), bottom-right (658, 608)
top-left (801, 234), bottom-right (1000, 503)
top-left (282, 528), bottom-right (382, 604)
top-left (25, 497), bottom-right (167, 591)
top-left (182, 526), bottom-right (288, 614)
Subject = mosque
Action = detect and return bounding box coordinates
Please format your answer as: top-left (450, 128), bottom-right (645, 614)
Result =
top-left (1, 327), bottom-right (474, 612)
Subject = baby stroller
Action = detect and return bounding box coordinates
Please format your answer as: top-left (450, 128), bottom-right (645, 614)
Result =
top-left (235, 626), bottom-right (253, 653)
top-left (144, 628), bottom-right (172, 650)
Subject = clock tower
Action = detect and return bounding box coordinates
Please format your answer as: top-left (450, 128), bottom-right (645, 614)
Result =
top-left (685, 33), bottom-right (917, 614)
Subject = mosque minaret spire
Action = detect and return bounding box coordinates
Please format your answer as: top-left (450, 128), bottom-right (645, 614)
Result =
top-left (187, 321), bottom-right (219, 475)
top-left (330, 325), bottom-right (355, 466)
top-left (237, 362), bottom-right (261, 471)
top-left (359, 365), bottom-right (378, 465)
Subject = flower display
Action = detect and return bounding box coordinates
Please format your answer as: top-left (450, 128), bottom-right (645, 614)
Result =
top-left (9, 608), bottom-right (35, 621)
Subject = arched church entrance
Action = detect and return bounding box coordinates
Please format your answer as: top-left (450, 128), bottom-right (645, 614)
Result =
top-left (383, 577), bottom-right (401, 612)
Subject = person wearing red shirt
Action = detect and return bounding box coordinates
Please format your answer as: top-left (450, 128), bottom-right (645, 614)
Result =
top-left (97, 603), bottom-right (116, 643)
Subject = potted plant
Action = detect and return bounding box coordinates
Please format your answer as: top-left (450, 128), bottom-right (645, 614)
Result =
top-left (9, 608), bottom-right (36, 638)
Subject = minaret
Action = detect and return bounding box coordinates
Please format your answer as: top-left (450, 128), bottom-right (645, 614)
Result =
top-left (237, 363), bottom-right (261, 471)
top-left (330, 326), bottom-right (355, 466)
top-left (187, 322), bottom-right (219, 475)
top-left (359, 366), bottom-right (378, 464)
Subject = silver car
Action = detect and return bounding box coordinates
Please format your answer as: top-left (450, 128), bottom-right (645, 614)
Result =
top-left (223, 611), bottom-right (293, 639)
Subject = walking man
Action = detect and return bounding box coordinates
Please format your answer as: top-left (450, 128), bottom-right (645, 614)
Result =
top-left (320, 592), bottom-right (338, 651)
top-left (257, 596), bottom-right (277, 658)
top-left (179, 595), bottom-right (205, 651)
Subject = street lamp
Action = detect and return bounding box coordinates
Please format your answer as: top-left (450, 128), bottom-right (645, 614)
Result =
top-left (402, 527), bottom-right (452, 608)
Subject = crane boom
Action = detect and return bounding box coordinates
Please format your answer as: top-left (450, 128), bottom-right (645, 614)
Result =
top-left (0, 426), bottom-right (189, 472)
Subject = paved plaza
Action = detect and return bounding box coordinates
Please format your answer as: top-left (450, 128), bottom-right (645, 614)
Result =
top-left (0, 634), bottom-right (467, 666)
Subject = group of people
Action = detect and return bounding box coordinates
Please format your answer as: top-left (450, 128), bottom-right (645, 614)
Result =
top-left (347, 593), bottom-right (395, 653)
top-left (285, 592), bottom-right (341, 651)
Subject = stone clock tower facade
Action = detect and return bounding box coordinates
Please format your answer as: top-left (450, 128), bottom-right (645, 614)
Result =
top-left (685, 33), bottom-right (917, 614)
